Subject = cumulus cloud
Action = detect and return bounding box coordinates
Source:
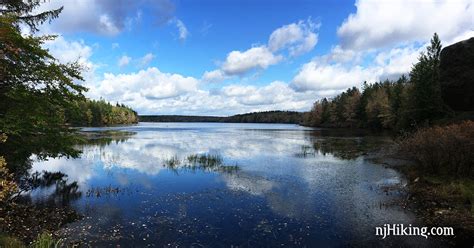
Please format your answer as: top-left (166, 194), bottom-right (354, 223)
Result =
top-left (291, 44), bottom-right (425, 92)
top-left (268, 18), bottom-right (320, 56)
top-left (338, 0), bottom-right (473, 50)
top-left (291, 0), bottom-right (473, 99)
top-left (206, 19), bottom-right (320, 80)
top-left (84, 65), bottom-right (319, 115)
top-left (44, 36), bottom-right (93, 66)
top-left (202, 69), bottom-right (228, 83)
top-left (91, 67), bottom-right (198, 103)
top-left (291, 61), bottom-right (379, 92)
top-left (118, 55), bottom-right (131, 67)
top-left (43, 35), bottom-right (98, 85)
top-left (222, 81), bottom-right (304, 106)
top-left (36, 0), bottom-right (175, 35)
top-left (221, 46), bottom-right (283, 76)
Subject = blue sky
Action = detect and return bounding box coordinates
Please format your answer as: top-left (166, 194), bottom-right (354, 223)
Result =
top-left (37, 0), bottom-right (473, 115)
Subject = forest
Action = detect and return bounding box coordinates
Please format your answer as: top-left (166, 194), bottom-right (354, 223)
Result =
top-left (66, 99), bottom-right (138, 126)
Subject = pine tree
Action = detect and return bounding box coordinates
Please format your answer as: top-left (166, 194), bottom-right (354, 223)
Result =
top-left (405, 33), bottom-right (445, 127)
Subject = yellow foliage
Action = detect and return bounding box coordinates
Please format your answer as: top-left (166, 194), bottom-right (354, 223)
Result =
top-left (0, 134), bottom-right (18, 203)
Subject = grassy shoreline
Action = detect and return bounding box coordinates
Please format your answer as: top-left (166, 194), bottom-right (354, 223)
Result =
top-left (367, 156), bottom-right (474, 246)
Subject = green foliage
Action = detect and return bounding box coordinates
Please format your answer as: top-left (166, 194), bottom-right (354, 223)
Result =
top-left (304, 34), bottom-right (449, 131)
top-left (0, 2), bottom-right (137, 175)
top-left (66, 99), bottom-right (138, 126)
top-left (0, 1), bottom-right (86, 173)
top-left (30, 233), bottom-right (61, 248)
top-left (402, 33), bottom-right (446, 127)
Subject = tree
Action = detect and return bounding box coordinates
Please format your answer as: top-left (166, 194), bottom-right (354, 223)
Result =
top-left (365, 88), bottom-right (391, 129)
top-left (0, 1), bottom-right (86, 173)
top-left (404, 33), bottom-right (445, 127)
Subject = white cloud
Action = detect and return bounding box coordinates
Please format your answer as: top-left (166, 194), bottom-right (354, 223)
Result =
top-left (268, 18), bottom-right (320, 56)
top-left (112, 42), bottom-right (120, 49)
top-left (43, 35), bottom-right (98, 84)
top-left (221, 46), bottom-right (283, 75)
top-left (91, 67), bottom-right (198, 103)
top-left (290, 0), bottom-right (473, 100)
top-left (44, 36), bottom-right (93, 66)
top-left (202, 69), bottom-right (228, 83)
top-left (118, 55), bottom-right (131, 67)
top-left (173, 19), bottom-right (189, 41)
top-left (338, 0), bottom-right (474, 50)
top-left (139, 53), bottom-right (155, 67)
top-left (206, 18), bottom-right (320, 80)
top-left (291, 60), bottom-right (380, 92)
top-left (84, 65), bottom-right (319, 115)
top-left (291, 43), bottom-right (425, 93)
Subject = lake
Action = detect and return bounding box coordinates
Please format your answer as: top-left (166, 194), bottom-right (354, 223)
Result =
top-left (29, 123), bottom-right (437, 246)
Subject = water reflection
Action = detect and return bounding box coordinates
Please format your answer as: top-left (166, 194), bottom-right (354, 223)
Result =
top-left (20, 171), bottom-right (82, 206)
top-left (29, 123), bottom-right (434, 246)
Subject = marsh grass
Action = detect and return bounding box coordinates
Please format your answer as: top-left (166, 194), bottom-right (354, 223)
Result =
top-left (0, 234), bottom-right (24, 248)
top-left (30, 233), bottom-right (61, 248)
top-left (186, 154), bottom-right (223, 168)
top-left (161, 153), bottom-right (238, 174)
top-left (164, 155), bottom-right (181, 168)
top-left (0, 233), bottom-right (61, 248)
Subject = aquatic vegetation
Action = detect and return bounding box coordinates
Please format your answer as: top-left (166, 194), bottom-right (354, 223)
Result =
top-left (294, 145), bottom-right (315, 158)
top-left (30, 233), bottom-right (62, 248)
top-left (164, 155), bottom-right (181, 168)
top-left (186, 154), bottom-right (223, 168)
top-left (0, 234), bottom-right (24, 248)
top-left (85, 185), bottom-right (126, 198)
top-left (160, 153), bottom-right (238, 174)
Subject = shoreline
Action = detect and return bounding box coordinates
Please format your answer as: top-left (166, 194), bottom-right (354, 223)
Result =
top-left (367, 147), bottom-right (474, 246)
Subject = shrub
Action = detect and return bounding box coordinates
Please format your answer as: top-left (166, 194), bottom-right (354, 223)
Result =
top-left (399, 121), bottom-right (474, 177)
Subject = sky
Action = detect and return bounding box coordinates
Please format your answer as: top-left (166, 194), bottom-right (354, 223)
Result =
top-left (35, 0), bottom-right (474, 116)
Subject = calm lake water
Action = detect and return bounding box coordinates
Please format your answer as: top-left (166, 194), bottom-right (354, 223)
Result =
top-left (29, 123), bottom-right (438, 247)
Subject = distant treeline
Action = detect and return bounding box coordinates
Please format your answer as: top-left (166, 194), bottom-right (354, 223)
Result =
top-left (139, 115), bottom-right (222, 122)
top-left (225, 111), bottom-right (303, 123)
top-left (67, 99), bottom-right (138, 126)
top-left (303, 34), bottom-right (453, 131)
top-left (140, 111), bottom-right (303, 124)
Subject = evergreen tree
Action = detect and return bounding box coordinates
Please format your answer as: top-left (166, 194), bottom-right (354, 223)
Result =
top-left (405, 33), bottom-right (445, 126)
